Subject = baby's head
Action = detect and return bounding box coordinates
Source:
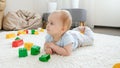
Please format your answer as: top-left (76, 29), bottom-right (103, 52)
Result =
top-left (47, 10), bottom-right (72, 35)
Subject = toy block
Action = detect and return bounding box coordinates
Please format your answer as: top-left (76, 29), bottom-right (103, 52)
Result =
top-left (24, 30), bottom-right (28, 34)
top-left (34, 31), bottom-right (39, 35)
top-left (39, 54), bottom-right (50, 62)
top-left (17, 33), bottom-right (20, 36)
top-left (31, 45), bottom-right (40, 55)
top-left (12, 40), bottom-right (24, 47)
top-left (113, 63), bottom-right (120, 68)
top-left (17, 30), bottom-right (28, 36)
top-left (24, 42), bottom-right (33, 50)
top-left (40, 28), bottom-right (44, 32)
top-left (6, 33), bottom-right (16, 39)
top-left (17, 30), bottom-right (23, 35)
top-left (19, 48), bottom-right (28, 57)
top-left (31, 29), bottom-right (35, 34)
top-left (15, 37), bottom-right (21, 40)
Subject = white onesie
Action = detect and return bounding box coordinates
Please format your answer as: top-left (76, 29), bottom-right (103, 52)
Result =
top-left (45, 26), bottom-right (94, 50)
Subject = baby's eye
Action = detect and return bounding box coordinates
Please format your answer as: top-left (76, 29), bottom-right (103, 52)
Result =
top-left (50, 22), bottom-right (54, 25)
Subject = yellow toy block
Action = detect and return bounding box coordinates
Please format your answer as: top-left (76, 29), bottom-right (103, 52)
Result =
top-left (113, 63), bottom-right (120, 68)
top-left (6, 33), bottom-right (16, 39)
top-left (34, 31), bottom-right (39, 35)
top-left (22, 31), bottom-right (26, 34)
top-left (24, 42), bottom-right (33, 50)
top-left (40, 28), bottom-right (44, 32)
top-left (17, 30), bottom-right (27, 35)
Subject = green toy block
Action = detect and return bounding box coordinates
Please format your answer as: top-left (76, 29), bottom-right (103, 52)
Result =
top-left (39, 54), bottom-right (50, 62)
top-left (31, 45), bottom-right (40, 55)
top-left (31, 29), bottom-right (35, 34)
top-left (15, 37), bottom-right (21, 40)
top-left (19, 48), bottom-right (28, 57)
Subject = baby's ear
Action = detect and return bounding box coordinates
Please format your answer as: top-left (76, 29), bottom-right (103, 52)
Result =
top-left (62, 27), bottom-right (67, 32)
top-left (62, 27), bottom-right (64, 31)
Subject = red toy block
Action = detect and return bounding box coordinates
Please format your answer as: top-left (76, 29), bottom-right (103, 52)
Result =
top-left (24, 30), bottom-right (28, 34)
top-left (12, 40), bottom-right (24, 47)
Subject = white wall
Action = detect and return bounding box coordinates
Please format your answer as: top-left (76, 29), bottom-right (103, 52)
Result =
top-left (81, 0), bottom-right (120, 27)
top-left (94, 0), bottom-right (120, 27)
top-left (32, 0), bottom-right (49, 15)
top-left (5, 0), bottom-right (72, 15)
top-left (79, 0), bottom-right (95, 28)
top-left (5, 0), bottom-right (63, 15)
top-left (61, 0), bottom-right (71, 9)
top-left (5, 0), bottom-right (120, 27)
top-left (5, 0), bottom-right (34, 14)
top-left (5, 0), bottom-right (55, 15)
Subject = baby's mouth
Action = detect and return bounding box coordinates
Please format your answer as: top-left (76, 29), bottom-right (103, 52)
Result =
top-left (46, 29), bottom-right (50, 31)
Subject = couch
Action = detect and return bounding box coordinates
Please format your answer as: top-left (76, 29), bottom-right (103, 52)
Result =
top-left (0, 0), bottom-right (6, 29)
top-left (65, 9), bottom-right (86, 28)
top-left (42, 9), bottom-right (86, 29)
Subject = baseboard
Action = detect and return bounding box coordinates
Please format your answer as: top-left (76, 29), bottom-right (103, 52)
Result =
top-left (94, 25), bottom-right (120, 29)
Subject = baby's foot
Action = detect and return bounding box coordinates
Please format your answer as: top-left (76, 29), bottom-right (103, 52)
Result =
top-left (79, 26), bottom-right (85, 34)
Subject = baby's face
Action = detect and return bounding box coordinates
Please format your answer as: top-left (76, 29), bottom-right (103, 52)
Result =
top-left (46, 13), bottom-right (63, 35)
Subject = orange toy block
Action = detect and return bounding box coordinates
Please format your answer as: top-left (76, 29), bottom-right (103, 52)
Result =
top-left (34, 31), bottom-right (39, 35)
top-left (24, 42), bottom-right (33, 50)
top-left (17, 30), bottom-right (28, 35)
top-left (6, 33), bottom-right (16, 39)
top-left (24, 30), bottom-right (28, 34)
top-left (12, 40), bottom-right (24, 47)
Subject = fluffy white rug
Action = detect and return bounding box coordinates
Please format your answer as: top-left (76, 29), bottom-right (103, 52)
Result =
top-left (0, 31), bottom-right (120, 68)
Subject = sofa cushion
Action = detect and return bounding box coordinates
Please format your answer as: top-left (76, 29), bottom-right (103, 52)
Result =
top-left (0, 0), bottom-right (6, 29)
top-left (3, 10), bottom-right (42, 30)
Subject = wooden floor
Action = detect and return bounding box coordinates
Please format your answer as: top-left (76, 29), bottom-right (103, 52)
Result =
top-left (93, 26), bottom-right (120, 36)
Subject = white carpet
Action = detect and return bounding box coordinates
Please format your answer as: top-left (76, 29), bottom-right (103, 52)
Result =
top-left (0, 31), bottom-right (120, 68)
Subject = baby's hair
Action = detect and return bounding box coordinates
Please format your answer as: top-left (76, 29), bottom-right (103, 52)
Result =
top-left (50, 10), bottom-right (72, 31)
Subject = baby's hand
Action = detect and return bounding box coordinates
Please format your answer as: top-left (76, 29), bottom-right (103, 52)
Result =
top-left (46, 42), bottom-right (55, 48)
top-left (45, 48), bottom-right (53, 54)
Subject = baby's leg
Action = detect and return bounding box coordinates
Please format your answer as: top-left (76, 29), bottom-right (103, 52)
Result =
top-left (72, 26), bottom-right (84, 32)
top-left (72, 26), bottom-right (94, 39)
top-left (73, 26), bottom-right (94, 46)
top-left (82, 26), bottom-right (94, 46)
top-left (72, 27), bottom-right (80, 31)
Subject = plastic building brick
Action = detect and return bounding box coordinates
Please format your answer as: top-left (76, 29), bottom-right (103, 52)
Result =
top-left (15, 37), bottom-right (21, 40)
top-left (113, 63), bottom-right (120, 68)
top-left (17, 30), bottom-right (28, 36)
top-left (31, 45), bottom-right (40, 55)
top-left (34, 31), bottom-right (39, 35)
top-left (31, 29), bottom-right (35, 34)
top-left (12, 40), bottom-right (24, 47)
top-left (6, 33), bottom-right (16, 39)
top-left (19, 48), bottom-right (28, 57)
top-left (39, 54), bottom-right (50, 62)
top-left (40, 28), bottom-right (44, 32)
top-left (24, 42), bottom-right (33, 50)
top-left (24, 30), bottom-right (28, 34)
top-left (17, 30), bottom-right (24, 35)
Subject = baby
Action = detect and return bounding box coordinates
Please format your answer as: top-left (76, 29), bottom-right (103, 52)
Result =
top-left (44, 10), bottom-right (94, 56)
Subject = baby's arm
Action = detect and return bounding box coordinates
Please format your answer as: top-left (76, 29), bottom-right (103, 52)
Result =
top-left (44, 42), bottom-right (53, 54)
top-left (48, 42), bottom-right (72, 56)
